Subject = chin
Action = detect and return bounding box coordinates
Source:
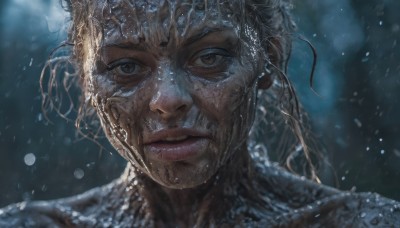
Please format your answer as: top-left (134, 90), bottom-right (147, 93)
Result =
top-left (145, 162), bottom-right (217, 189)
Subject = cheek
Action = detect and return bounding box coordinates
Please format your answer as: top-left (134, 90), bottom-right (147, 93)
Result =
top-left (198, 70), bottom-right (258, 127)
top-left (89, 76), bottom-right (148, 159)
top-left (193, 68), bottom-right (258, 157)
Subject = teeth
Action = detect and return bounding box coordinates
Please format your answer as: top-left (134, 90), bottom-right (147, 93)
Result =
top-left (163, 135), bottom-right (188, 141)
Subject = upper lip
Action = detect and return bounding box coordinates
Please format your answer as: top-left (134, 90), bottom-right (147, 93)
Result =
top-left (143, 128), bottom-right (210, 145)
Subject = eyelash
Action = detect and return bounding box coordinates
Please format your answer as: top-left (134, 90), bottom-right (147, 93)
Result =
top-left (106, 59), bottom-right (150, 84)
top-left (107, 59), bottom-right (142, 75)
top-left (187, 48), bottom-right (232, 76)
top-left (104, 48), bottom-right (232, 84)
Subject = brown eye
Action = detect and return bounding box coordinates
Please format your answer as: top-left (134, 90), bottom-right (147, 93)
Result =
top-left (116, 62), bottom-right (138, 75)
top-left (107, 59), bottom-right (150, 77)
top-left (195, 54), bottom-right (221, 67)
top-left (192, 51), bottom-right (226, 68)
top-left (188, 48), bottom-right (232, 78)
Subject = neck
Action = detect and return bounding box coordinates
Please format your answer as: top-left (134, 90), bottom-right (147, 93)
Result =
top-left (119, 145), bottom-right (255, 226)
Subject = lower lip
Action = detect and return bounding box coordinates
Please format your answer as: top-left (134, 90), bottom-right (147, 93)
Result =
top-left (145, 137), bottom-right (209, 162)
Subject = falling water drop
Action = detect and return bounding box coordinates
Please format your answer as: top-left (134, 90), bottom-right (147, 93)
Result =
top-left (73, 168), bottom-right (85, 179)
top-left (37, 113), bottom-right (43, 122)
top-left (24, 153), bottom-right (36, 166)
top-left (354, 118), bottom-right (362, 128)
top-left (394, 149), bottom-right (400, 158)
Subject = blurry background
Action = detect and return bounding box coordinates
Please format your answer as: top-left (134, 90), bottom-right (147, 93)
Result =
top-left (0, 0), bottom-right (399, 207)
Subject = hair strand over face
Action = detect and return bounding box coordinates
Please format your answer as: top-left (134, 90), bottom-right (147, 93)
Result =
top-left (43, 0), bottom-right (323, 182)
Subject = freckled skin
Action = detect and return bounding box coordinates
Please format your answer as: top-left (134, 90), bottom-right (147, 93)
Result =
top-left (1, 0), bottom-right (400, 227)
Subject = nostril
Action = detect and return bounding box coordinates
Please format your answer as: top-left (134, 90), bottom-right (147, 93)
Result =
top-left (154, 104), bottom-right (187, 116)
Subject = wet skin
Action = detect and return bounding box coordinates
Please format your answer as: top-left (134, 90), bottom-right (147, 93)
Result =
top-left (87, 0), bottom-right (265, 189)
top-left (2, 1), bottom-right (400, 227)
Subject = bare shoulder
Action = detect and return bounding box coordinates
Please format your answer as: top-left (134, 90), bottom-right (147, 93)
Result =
top-left (255, 161), bottom-right (340, 206)
top-left (0, 186), bottom-right (104, 227)
top-left (0, 180), bottom-right (130, 227)
top-left (256, 162), bottom-right (400, 227)
top-left (269, 192), bottom-right (400, 227)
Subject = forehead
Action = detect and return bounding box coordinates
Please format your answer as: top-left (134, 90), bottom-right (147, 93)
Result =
top-left (94, 0), bottom-right (244, 47)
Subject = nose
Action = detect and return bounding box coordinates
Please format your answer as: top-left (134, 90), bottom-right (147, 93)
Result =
top-left (149, 74), bottom-right (193, 120)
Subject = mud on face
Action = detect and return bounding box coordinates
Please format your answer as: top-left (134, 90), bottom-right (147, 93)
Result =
top-left (81, 0), bottom-right (267, 188)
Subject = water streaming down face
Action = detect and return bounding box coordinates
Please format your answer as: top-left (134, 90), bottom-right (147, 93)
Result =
top-left (82, 0), bottom-right (267, 188)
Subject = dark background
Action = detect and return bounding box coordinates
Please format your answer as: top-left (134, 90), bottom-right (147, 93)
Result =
top-left (1, 0), bottom-right (399, 207)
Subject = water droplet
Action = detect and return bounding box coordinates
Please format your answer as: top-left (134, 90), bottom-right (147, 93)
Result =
top-left (24, 153), bottom-right (36, 166)
top-left (354, 118), bottom-right (362, 128)
top-left (37, 113), bottom-right (43, 122)
top-left (73, 168), bottom-right (85, 179)
top-left (121, 203), bottom-right (129, 211)
top-left (360, 212), bottom-right (366, 218)
top-left (86, 162), bottom-right (95, 168)
top-left (394, 149), bottom-right (400, 157)
top-left (29, 58), bottom-right (33, 67)
top-left (379, 21), bottom-right (383, 26)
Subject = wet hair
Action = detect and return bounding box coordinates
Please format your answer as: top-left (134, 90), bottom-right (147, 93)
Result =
top-left (41, 0), bottom-right (323, 181)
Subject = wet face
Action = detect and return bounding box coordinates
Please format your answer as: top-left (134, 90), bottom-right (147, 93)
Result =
top-left (84, 0), bottom-right (265, 188)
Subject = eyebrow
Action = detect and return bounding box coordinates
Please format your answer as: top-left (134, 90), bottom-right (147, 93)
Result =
top-left (181, 27), bottom-right (227, 47)
top-left (101, 41), bottom-right (148, 52)
top-left (101, 26), bottom-right (232, 51)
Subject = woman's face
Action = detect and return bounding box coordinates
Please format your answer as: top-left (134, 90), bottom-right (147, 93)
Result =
top-left (84, 0), bottom-right (265, 188)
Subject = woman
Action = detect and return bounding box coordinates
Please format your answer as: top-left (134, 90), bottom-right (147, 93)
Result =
top-left (1, 0), bottom-right (399, 227)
